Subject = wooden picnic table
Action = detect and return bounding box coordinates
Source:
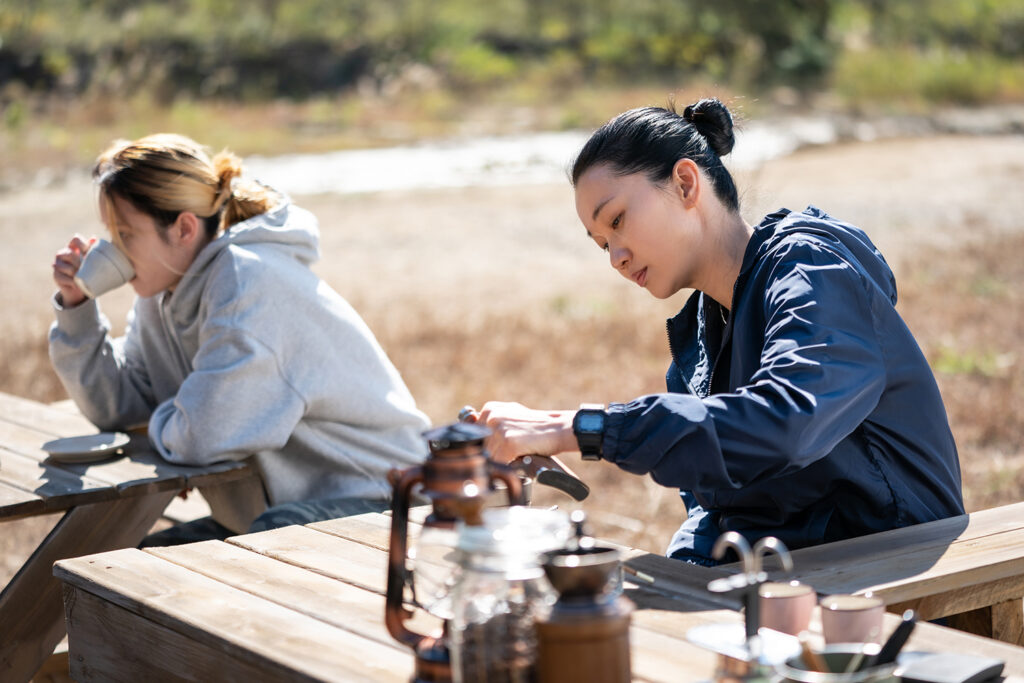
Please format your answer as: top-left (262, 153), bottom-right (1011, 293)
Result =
top-left (54, 507), bottom-right (1024, 682)
top-left (0, 391), bottom-right (258, 683)
top-left (625, 502), bottom-right (1024, 646)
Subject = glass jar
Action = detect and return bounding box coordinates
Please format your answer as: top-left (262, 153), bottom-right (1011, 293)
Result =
top-left (449, 506), bottom-right (570, 683)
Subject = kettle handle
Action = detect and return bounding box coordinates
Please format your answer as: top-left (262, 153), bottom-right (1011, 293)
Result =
top-left (385, 465), bottom-right (426, 650)
top-left (489, 462), bottom-right (526, 506)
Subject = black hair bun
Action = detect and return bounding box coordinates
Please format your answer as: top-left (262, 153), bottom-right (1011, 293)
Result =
top-left (683, 98), bottom-right (735, 157)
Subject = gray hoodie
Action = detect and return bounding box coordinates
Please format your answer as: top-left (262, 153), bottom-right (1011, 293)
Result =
top-left (50, 200), bottom-right (430, 506)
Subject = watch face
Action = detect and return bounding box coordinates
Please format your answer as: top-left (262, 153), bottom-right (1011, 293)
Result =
top-left (577, 413), bottom-right (605, 432)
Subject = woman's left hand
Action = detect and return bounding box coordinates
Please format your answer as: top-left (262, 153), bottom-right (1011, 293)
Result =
top-left (476, 401), bottom-right (577, 464)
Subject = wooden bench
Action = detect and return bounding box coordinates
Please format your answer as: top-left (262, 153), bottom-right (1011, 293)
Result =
top-left (625, 503), bottom-right (1024, 646)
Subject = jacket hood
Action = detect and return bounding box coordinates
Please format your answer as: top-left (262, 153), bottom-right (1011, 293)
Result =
top-left (744, 206), bottom-right (897, 305)
top-left (170, 199), bottom-right (320, 312)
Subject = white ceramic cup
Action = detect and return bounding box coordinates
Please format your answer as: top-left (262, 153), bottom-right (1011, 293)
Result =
top-left (759, 580), bottom-right (817, 635)
top-left (820, 593), bottom-right (885, 644)
top-left (73, 239), bottom-right (135, 298)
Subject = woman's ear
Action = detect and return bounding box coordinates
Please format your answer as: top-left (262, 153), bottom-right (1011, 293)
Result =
top-left (671, 159), bottom-right (701, 209)
top-left (171, 211), bottom-right (202, 246)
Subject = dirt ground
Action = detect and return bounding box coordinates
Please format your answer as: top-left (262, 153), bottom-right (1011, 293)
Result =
top-left (2, 133), bottom-right (1023, 584)
top-left (5, 134), bottom-right (1022, 326)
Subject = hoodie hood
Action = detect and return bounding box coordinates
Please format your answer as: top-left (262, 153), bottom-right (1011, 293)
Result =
top-left (744, 205), bottom-right (897, 305)
top-left (169, 199), bottom-right (320, 315)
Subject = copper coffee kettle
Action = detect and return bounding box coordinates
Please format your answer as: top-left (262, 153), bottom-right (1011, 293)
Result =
top-left (385, 422), bottom-right (524, 683)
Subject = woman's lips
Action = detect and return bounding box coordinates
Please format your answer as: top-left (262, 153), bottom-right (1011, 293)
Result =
top-left (633, 267), bottom-right (647, 287)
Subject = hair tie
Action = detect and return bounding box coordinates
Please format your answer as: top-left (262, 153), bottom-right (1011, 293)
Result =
top-left (211, 176), bottom-right (237, 213)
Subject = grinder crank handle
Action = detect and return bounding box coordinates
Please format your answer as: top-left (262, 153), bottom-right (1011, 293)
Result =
top-left (457, 405), bottom-right (591, 501)
top-left (514, 454), bottom-right (590, 501)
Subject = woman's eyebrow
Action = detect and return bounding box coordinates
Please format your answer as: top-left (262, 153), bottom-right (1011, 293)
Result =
top-left (592, 195), bottom-right (614, 222)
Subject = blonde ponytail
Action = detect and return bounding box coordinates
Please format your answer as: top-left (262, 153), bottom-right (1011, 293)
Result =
top-left (211, 149), bottom-right (277, 233)
top-left (93, 134), bottom-right (278, 242)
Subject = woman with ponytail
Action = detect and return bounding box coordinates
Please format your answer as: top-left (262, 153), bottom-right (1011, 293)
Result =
top-left (50, 134), bottom-right (429, 544)
top-left (476, 99), bottom-right (964, 564)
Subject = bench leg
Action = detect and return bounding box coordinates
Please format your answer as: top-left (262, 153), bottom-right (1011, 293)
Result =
top-left (0, 492), bottom-right (177, 683)
top-left (946, 598), bottom-right (1024, 646)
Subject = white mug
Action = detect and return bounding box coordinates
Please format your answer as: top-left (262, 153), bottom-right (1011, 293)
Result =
top-left (74, 239), bottom-right (135, 298)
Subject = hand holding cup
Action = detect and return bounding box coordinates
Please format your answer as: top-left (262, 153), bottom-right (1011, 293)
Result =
top-left (52, 235), bottom-right (93, 307)
top-left (65, 238), bottom-right (135, 301)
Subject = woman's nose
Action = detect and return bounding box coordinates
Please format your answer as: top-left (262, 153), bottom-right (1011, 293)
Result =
top-left (609, 244), bottom-right (630, 271)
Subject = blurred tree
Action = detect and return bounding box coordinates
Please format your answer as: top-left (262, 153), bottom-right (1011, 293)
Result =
top-left (0, 0), bottom-right (1021, 105)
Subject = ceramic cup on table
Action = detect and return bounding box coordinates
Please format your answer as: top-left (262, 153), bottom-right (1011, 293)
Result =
top-left (759, 580), bottom-right (817, 636)
top-left (73, 239), bottom-right (135, 299)
top-left (819, 593), bottom-right (885, 645)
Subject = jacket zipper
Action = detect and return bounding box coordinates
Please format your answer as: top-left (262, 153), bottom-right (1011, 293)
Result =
top-left (159, 294), bottom-right (192, 381)
top-left (707, 278), bottom-right (741, 394)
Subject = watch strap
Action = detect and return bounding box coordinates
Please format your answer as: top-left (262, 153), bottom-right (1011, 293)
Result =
top-left (573, 403), bottom-right (607, 461)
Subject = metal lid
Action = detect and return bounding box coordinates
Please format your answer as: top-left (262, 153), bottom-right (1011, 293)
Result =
top-left (423, 422), bottom-right (492, 451)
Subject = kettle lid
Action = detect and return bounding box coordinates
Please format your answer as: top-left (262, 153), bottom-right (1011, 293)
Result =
top-left (423, 422), bottom-right (491, 450)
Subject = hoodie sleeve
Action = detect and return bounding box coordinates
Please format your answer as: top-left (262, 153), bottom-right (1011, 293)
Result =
top-left (48, 295), bottom-right (156, 431)
top-left (602, 238), bottom-right (887, 491)
top-left (147, 301), bottom-right (306, 465)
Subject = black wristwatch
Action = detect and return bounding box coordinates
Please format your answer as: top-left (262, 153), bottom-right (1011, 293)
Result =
top-left (573, 403), bottom-right (607, 461)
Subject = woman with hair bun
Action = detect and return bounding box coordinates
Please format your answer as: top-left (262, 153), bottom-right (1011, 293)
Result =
top-left (476, 99), bottom-right (964, 564)
top-left (50, 133), bottom-right (429, 544)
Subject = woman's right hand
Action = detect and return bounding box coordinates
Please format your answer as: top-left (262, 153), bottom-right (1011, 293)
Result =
top-left (52, 235), bottom-right (95, 308)
top-left (476, 401), bottom-right (577, 465)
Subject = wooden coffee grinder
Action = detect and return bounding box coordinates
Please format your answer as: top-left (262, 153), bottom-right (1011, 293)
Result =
top-left (535, 510), bottom-right (634, 683)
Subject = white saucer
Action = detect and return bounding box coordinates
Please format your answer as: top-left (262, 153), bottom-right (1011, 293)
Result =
top-left (42, 432), bottom-right (130, 464)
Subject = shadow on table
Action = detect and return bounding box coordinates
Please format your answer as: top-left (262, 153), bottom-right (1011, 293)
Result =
top-left (623, 511), bottom-right (972, 615)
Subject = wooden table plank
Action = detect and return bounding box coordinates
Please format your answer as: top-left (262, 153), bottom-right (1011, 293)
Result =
top-left (757, 503), bottom-right (1024, 579)
top-left (63, 589), bottom-right (335, 683)
top-left (623, 550), bottom-right (736, 609)
top-left (100, 434), bottom-right (255, 490)
top-left (1, 395), bottom-right (252, 496)
top-left (0, 392), bottom-right (97, 436)
top-left (0, 478), bottom-right (44, 518)
top-left (55, 548), bottom-right (413, 682)
top-left (630, 620), bottom-right (721, 682)
top-left (796, 526), bottom-right (1024, 605)
top-left (145, 540), bottom-right (439, 650)
top-left (227, 524), bottom-right (391, 594)
top-left (0, 491), bottom-right (176, 683)
top-left (0, 411), bottom-right (191, 501)
top-left (0, 447), bottom-right (119, 511)
top-left (309, 508), bottom-right (417, 550)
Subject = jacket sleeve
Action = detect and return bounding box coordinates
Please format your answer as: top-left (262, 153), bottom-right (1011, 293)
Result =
top-left (602, 239), bottom-right (887, 491)
top-left (148, 304), bottom-right (306, 465)
top-left (48, 296), bottom-right (156, 431)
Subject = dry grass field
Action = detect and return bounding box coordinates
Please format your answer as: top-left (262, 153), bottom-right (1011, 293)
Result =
top-left (2, 133), bottom-right (1022, 582)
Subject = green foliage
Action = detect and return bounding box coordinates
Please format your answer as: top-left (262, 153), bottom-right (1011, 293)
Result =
top-left (443, 42), bottom-right (519, 88)
top-left (834, 47), bottom-right (1024, 106)
top-left (1, 0), bottom-right (1023, 105)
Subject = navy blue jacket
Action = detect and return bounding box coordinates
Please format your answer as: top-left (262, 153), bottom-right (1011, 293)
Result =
top-left (601, 207), bottom-right (964, 564)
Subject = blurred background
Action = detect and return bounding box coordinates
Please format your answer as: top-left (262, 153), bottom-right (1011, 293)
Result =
top-left (1, 0), bottom-right (1023, 563)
